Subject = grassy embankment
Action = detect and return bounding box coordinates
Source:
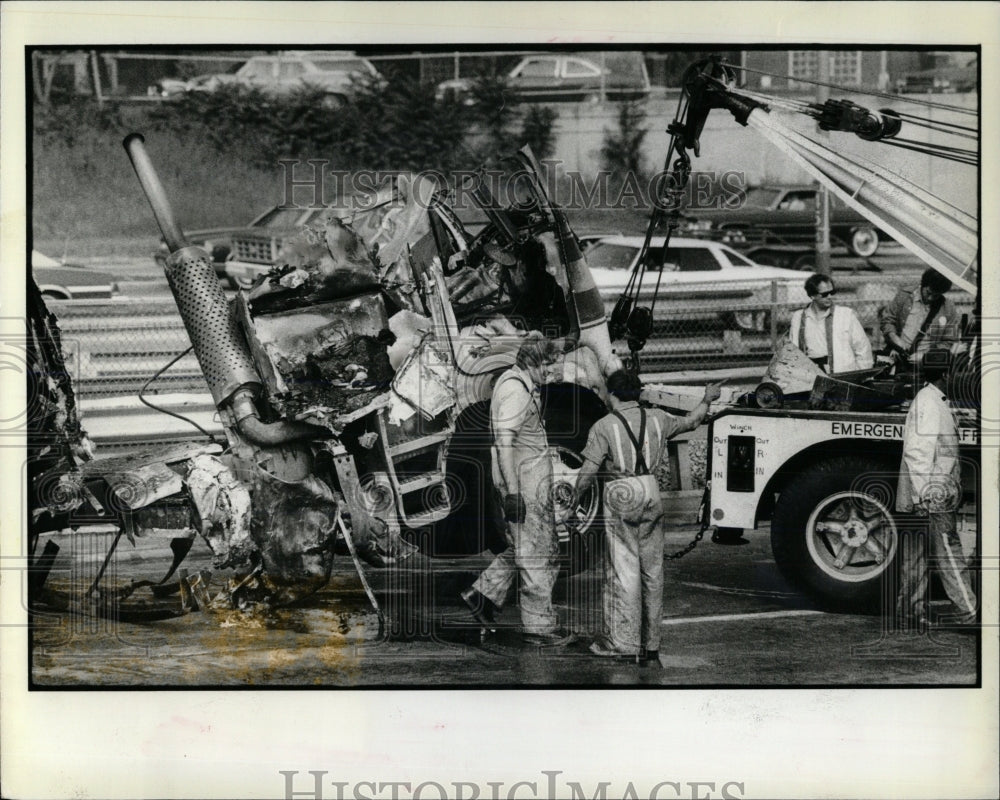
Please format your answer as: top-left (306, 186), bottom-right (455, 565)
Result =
top-left (32, 108), bottom-right (283, 259)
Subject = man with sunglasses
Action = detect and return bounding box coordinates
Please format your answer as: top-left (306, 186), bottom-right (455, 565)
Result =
top-left (788, 274), bottom-right (873, 373)
top-left (880, 268), bottom-right (960, 366)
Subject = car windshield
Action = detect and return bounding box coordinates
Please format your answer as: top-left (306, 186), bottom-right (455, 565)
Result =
top-left (253, 207), bottom-right (314, 227)
top-left (725, 248), bottom-right (756, 267)
top-left (516, 58), bottom-right (558, 78)
top-left (310, 58), bottom-right (374, 74)
top-left (743, 187), bottom-right (784, 208)
top-left (647, 247), bottom-right (721, 272)
top-left (583, 242), bottom-right (639, 270)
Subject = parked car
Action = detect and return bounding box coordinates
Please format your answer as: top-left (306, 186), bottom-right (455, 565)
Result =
top-left (153, 205), bottom-right (328, 289)
top-left (31, 251), bottom-right (120, 300)
top-left (148, 51), bottom-right (383, 104)
top-left (584, 235), bottom-right (809, 332)
top-left (679, 184), bottom-right (890, 258)
top-left (437, 51), bottom-right (650, 104)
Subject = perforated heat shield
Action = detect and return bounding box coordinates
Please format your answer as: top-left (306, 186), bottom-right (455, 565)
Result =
top-left (164, 246), bottom-right (261, 405)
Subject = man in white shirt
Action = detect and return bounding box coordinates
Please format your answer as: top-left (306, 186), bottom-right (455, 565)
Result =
top-left (895, 349), bottom-right (977, 630)
top-left (788, 274), bottom-right (873, 374)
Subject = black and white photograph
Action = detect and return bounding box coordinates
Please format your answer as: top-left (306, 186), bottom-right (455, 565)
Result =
top-left (2, 3), bottom-right (997, 799)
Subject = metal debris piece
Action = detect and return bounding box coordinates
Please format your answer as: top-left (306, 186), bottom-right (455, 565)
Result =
top-left (186, 454), bottom-right (254, 568)
top-left (391, 335), bottom-right (456, 420)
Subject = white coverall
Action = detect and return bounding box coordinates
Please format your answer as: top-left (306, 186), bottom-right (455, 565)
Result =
top-left (580, 402), bottom-right (680, 655)
top-left (472, 367), bottom-right (559, 635)
top-left (895, 382), bottom-right (976, 624)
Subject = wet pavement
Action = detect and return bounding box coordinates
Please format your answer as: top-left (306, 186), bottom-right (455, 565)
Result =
top-left (29, 516), bottom-right (980, 688)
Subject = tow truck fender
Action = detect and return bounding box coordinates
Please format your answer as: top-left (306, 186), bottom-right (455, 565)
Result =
top-left (707, 407), bottom-right (979, 531)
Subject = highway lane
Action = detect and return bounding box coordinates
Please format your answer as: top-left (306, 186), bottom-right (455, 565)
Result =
top-left (30, 511), bottom-right (979, 687)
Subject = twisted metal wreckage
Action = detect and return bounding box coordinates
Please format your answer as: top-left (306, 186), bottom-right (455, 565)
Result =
top-left (28, 58), bottom-right (979, 625)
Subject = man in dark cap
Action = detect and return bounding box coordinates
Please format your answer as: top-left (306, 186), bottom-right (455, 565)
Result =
top-left (573, 370), bottom-right (720, 664)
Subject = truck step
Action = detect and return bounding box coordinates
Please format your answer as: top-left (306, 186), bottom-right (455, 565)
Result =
top-left (388, 432), bottom-right (449, 459)
top-left (402, 506), bottom-right (452, 528)
top-left (396, 472), bottom-right (447, 494)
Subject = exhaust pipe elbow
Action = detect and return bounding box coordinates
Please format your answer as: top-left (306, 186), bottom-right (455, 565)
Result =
top-left (230, 389), bottom-right (330, 446)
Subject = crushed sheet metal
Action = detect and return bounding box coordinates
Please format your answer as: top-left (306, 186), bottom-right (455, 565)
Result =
top-left (186, 453), bottom-right (254, 569)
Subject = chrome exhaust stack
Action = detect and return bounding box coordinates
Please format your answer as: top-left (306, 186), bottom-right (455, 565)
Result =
top-left (123, 133), bottom-right (322, 445)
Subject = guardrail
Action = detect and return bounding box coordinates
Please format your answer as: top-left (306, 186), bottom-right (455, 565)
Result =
top-left (48, 279), bottom-right (973, 400)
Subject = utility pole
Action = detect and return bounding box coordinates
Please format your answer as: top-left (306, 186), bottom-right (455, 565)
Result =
top-left (814, 52), bottom-right (832, 276)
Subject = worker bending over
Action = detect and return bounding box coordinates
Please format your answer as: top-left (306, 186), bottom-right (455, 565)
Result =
top-left (461, 337), bottom-right (576, 647)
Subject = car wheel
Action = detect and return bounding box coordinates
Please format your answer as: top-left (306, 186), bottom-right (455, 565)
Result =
top-left (791, 254), bottom-right (816, 271)
top-left (849, 227), bottom-right (879, 258)
top-left (728, 310), bottom-right (770, 333)
top-left (320, 93), bottom-right (346, 110)
top-left (770, 456), bottom-right (901, 611)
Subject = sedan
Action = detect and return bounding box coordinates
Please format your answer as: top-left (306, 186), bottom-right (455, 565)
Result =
top-left (153, 205), bottom-right (326, 289)
top-left (31, 251), bottom-right (120, 300)
top-left (437, 52), bottom-right (650, 104)
top-left (584, 235), bottom-right (809, 332)
top-left (680, 184), bottom-right (889, 258)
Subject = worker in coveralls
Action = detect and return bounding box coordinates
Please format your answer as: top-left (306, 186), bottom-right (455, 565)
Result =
top-left (895, 348), bottom-right (977, 630)
top-left (788, 274), bottom-right (873, 373)
top-left (574, 371), bottom-right (721, 663)
top-left (461, 336), bottom-right (576, 646)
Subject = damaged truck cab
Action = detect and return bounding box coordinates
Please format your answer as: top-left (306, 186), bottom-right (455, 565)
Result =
top-left (114, 135), bottom-right (615, 608)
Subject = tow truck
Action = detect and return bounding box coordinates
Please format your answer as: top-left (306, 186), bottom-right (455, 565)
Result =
top-left (620, 58), bottom-right (980, 610)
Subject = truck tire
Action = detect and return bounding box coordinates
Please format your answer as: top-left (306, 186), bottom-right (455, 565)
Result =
top-left (438, 394), bottom-right (604, 575)
top-left (549, 443), bottom-right (602, 575)
top-left (849, 227), bottom-right (879, 258)
top-left (771, 456), bottom-right (900, 611)
top-left (541, 387), bottom-right (607, 574)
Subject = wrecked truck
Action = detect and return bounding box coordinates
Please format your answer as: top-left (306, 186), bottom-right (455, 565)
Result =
top-left (28, 136), bottom-right (620, 618)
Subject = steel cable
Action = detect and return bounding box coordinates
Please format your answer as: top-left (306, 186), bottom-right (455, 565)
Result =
top-left (722, 60), bottom-right (978, 116)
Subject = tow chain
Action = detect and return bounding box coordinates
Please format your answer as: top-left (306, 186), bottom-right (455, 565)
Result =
top-left (664, 486), bottom-right (712, 560)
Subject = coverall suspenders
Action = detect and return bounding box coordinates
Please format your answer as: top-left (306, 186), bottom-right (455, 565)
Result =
top-left (610, 408), bottom-right (650, 477)
top-left (797, 307), bottom-right (836, 373)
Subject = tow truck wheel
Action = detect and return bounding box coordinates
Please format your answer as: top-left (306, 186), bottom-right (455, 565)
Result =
top-left (848, 227), bottom-right (879, 258)
top-left (771, 456), bottom-right (900, 611)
